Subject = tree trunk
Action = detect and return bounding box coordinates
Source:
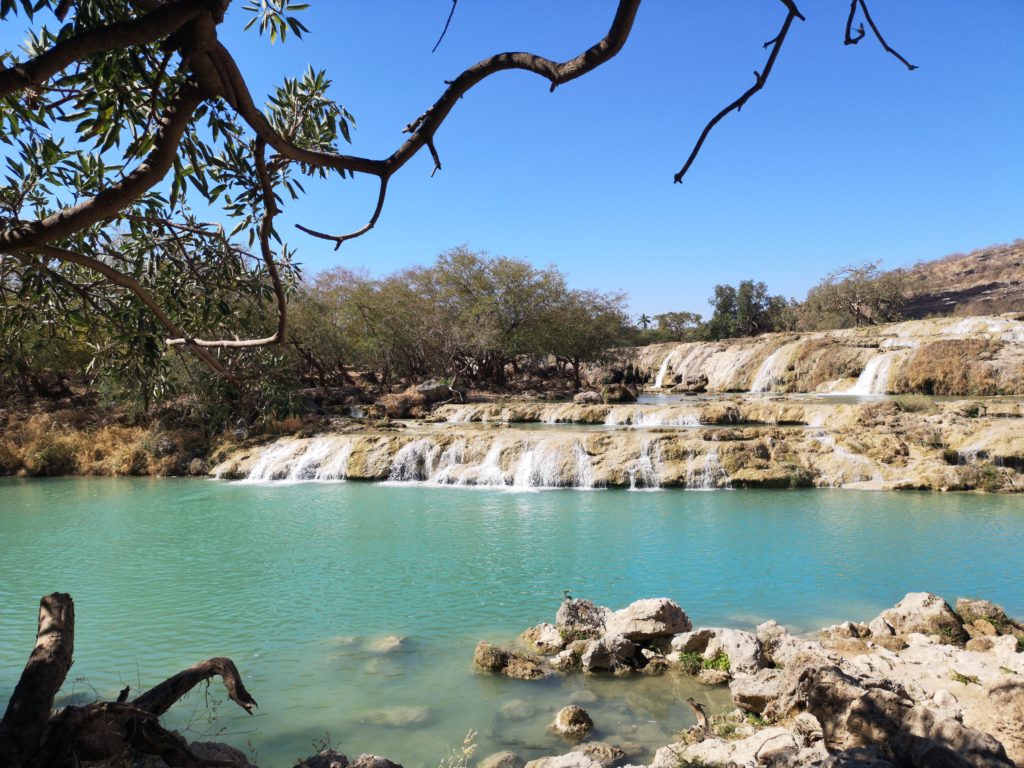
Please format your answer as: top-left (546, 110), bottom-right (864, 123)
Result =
top-left (0, 593), bottom-right (256, 768)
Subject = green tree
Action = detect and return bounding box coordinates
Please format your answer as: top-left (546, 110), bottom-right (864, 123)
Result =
top-left (800, 261), bottom-right (906, 329)
top-left (653, 311), bottom-right (702, 341)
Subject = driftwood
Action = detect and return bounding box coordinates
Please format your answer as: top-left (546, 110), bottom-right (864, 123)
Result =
top-left (0, 593), bottom-right (257, 768)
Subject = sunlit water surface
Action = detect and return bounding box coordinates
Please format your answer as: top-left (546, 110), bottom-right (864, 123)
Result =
top-left (1, 479), bottom-right (1021, 766)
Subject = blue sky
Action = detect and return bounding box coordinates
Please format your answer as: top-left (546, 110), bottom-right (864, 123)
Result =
top-left (9, 2), bottom-right (1024, 317)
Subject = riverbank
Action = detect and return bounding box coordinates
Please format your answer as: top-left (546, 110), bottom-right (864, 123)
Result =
top-left (471, 593), bottom-right (1024, 767)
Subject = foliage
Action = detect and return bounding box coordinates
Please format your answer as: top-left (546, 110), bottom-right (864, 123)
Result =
top-left (676, 650), bottom-right (730, 675)
top-left (800, 261), bottom-right (906, 329)
top-left (438, 730), bottom-right (478, 768)
top-left (288, 248), bottom-right (631, 388)
top-left (950, 671), bottom-right (980, 686)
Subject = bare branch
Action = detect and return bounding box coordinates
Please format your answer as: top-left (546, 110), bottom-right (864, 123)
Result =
top-left (674, 0), bottom-right (804, 183)
top-left (852, 0), bottom-right (918, 70)
top-left (0, 0), bottom-right (205, 99)
top-left (844, 0), bottom-right (865, 44)
top-left (432, 0), bottom-right (459, 54)
top-left (132, 657), bottom-right (257, 718)
top-left (295, 175), bottom-right (389, 250)
top-left (211, 1), bottom-right (641, 244)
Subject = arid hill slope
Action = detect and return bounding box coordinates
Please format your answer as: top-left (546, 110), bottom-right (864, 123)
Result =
top-left (901, 240), bottom-right (1024, 318)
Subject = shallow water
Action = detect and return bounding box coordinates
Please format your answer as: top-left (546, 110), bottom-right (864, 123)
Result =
top-left (1, 479), bottom-right (1021, 766)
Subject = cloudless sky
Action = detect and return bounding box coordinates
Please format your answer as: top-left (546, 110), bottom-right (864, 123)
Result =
top-left (9, 2), bottom-right (1024, 316)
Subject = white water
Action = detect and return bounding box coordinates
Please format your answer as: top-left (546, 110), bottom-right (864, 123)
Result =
top-left (627, 440), bottom-right (662, 490)
top-left (748, 342), bottom-right (800, 393)
top-left (845, 351), bottom-right (901, 395)
top-left (653, 349), bottom-right (679, 388)
top-left (242, 436), bottom-right (355, 482)
top-left (685, 448), bottom-right (730, 490)
top-left (604, 407), bottom-right (700, 427)
top-left (512, 440), bottom-right (595, 489)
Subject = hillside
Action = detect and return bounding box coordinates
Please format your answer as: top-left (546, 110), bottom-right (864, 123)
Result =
top-left (900, 240), bottom-right (1024, 318)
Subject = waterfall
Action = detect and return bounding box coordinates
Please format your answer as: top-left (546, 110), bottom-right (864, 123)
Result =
top-left (653, 350), bottom-right (679, 388)
top-left (749, 342), bottom-right (799, 393)
top-left (685, 448), bottom-right (730, 490)
top-left (604, 407), bottom-right (699, 427)
top-left (512, 440), bottom-right (595, 489)
top-left (387, 439), bottom-right (441, 482)
top-left (846, 351), bottom-right (900, 395)
top-left (243, 437), bottom-right (353, 482)
top-left (627, 441), bottom-right (662, 490)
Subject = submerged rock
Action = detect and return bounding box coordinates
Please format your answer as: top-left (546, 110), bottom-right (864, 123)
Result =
top-left (478, 752), bottom-right (525, 768)
top-left (551, 705), bottom-right (594, 740)
top-left (474, 641), bottom-right (551, 680)
top-left (524, 754), bottom-right (601, 768)
top-left (571, 742), bottom-right (626, 768)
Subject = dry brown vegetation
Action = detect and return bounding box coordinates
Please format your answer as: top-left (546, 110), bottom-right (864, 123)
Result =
top-left (0, 409), bottom-right (206, 477)
top-left (789, 339), bottom-right (871, 392)
top-left (901, 241), bottom-right (1024, 318)
top-left (893, 339), bottom-right (1002, 396)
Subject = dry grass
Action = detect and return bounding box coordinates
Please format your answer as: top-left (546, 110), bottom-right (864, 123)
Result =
top-left (894, 340), bottom-right (1001, 395)
top-left (0, 408), bottom-right (205, 477)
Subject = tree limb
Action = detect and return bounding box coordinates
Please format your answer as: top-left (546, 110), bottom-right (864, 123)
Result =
top-left (0, 0), bottom-right (205, 99)
top-left (0, 84), bottom-right (204, 251)
top-left (850, 0), bottom-right (917, 70)
top-left (674, 0), bottom-right (804, 183)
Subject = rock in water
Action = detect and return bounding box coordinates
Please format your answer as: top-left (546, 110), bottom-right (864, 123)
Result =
top-left (556, 599), bottom-right (609, 638)
top-left (474, 640), bottom-right (551, 680)
top-left (604, 598), bottom-right (691, 640)
top-left (478, 752), bottom-right (525, 768)
top-left (522, 622), bottom-right (566, 653)
top-left (552, 705), bottom-right (594, 740)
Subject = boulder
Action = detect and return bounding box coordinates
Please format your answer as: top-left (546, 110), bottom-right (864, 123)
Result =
top-left (603, 599), bottom-right (690, 641)
top-left (474, 641), bottom-right (551, 680)
top-left (550, 649), bottom-right (580, 671)
top-left (571, 743), bottom-right (625, 768)
top-left (478, 752), bottom-right (525, 768)
top-left (874, 592), bottom-right (967, 643)
top-left (704, 628), bottom-right (766, 675)
top-left (498, 699), bottom-right (536, 721)
top-left (670, 628), bottom-right (715, 654)
top-left (730, 667), bottom-right (786, 714)
top-left (299, 751), bottom-right (349, 768)
top-left (556, 599), bottom-right (608, 639)
top-left (600, 384), bottom-right (636, 404)
top-left (956, 598), bottom-right (1021, 635)
top-left (350, 755), bottom-right (403, 768)
top-left (552, 705), bottom-right (594, 740)
top-left (524, 754), bottom-right (601, 768)
top-left (580, 635), bottom-right (635, 672)
top-left (573, 391), bottom-right (602, 405)
top-left (521, 623), bottom-right (566, 654)
top-left (414, 379), bottom-right (453, 403)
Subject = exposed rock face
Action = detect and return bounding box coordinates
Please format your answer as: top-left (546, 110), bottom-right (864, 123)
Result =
top-left (570, 742), bottom-right (625, 768)
top-left (215, 392), bottom-right (1024, 492)
top-left (556, 599), bottom-right (609, 638)
top-left (573, 391), bottom-right (602, 405)
top-left (872, 592), bottom-right (968, 643)
top-left (600, 384), bottom-right (636, 404)
top-left (521, 623), bottom-right (566, 653)
top-left (603, 598), bottom-right (690, 640)
top-left (629, 313), bottom-right (1024, 396)
top-left (580, 635), bottom-right (635, 672)
top-left (551, 705), bottom-right (594, 740)
top-left (524, 754), bottom-right (602, 768)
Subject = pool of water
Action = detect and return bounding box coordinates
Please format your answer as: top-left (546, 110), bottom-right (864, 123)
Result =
top-left (1, 479), bottom-right (1021, 766)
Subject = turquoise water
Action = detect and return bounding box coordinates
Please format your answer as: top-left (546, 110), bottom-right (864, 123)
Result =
top-left (1, 479), bottom-right (1022, 766)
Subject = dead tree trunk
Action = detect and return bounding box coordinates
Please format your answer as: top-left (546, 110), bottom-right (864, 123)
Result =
top-left (0, 593), bottom-right (257, 768)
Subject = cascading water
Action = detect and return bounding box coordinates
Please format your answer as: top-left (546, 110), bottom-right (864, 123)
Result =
top-left (627, 441), bottom-right (662, 490)
top-left (387, 439), bottom-right (441, 482)
top-left (653, 349), bottom-right (679, 389)
top-left (685, 448), bottom-right (730, 490)
top-left (749, 342), bottom-right (800, 393)
top-left (845, 351), bottom-right (901, 396)
top-left (242, 437), bottom-right (354, 482)
top-left (512, 440), bottom-right (595, 489)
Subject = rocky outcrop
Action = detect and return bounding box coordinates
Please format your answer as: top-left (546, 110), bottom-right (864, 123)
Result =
top-left (214, 392), bottom-right (1024, 492)
top-left (488, 593), bottom-right (1024, 768)
top-left (628, 313), bottom-right (1024, 396)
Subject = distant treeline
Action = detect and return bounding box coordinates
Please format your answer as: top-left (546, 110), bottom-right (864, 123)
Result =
top-left (0, 245), bottom-right (908, 428)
